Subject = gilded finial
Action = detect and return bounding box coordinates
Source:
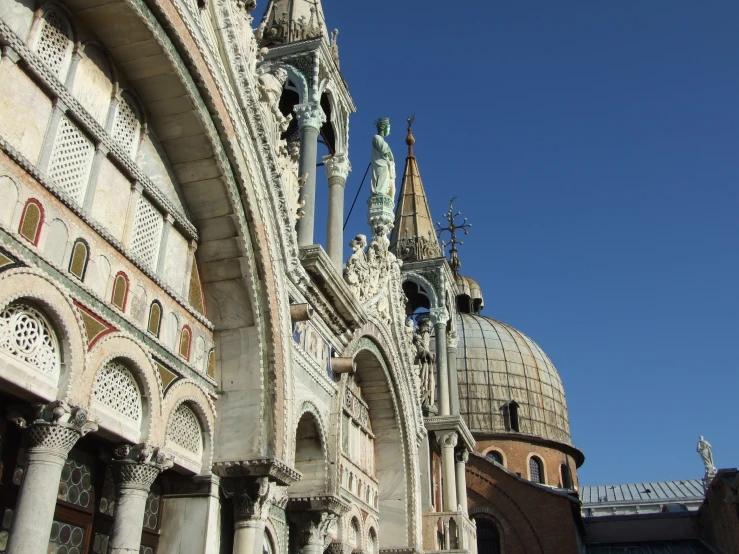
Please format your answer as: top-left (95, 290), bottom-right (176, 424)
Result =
top-left (406, 114), bottom-right (416, 156)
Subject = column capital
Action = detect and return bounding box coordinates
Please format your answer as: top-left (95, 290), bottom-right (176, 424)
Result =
top-left (455, 448), bottom-right (469, 464)
top-left (294, 102), bottom-right (326, 131)
top-left (8, 401), bottom-right (98, 458)
top-left (110, 443), bottom-right (173, 492)
top-left (429, 307), bottom-right (449, 326)
top-left (323, 153), bottom-right (351, 183)
top-left (447, 330), bottom-right (459, 349)
top-left (436, 431), bottom-right (458, 449)
top-left (223, 476), bottom-right (275, 522)
top-left (294, 511), bottom-right (337, 549)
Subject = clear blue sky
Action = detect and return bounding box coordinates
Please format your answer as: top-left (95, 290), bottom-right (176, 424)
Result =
top-left (291, 1), bottom-right (739, 485)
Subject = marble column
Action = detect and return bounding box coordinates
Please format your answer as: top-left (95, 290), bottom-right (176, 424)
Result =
top-left (323, 153), bottom-right (351, 269)
top-left (447, 331), bottom-right (460, 416)
top-left (294, 102), bottom-right (326, 247)
top-left (455, 449), bottom-right (469, 514)
top-left (109, 444), bottom-right (172, 554)
top-left (431, 308), bottom-right (450, 416)
top-left (6, 402), bottom-right (97, 554)
top-left (437, 431), bottom-right (458, 512)
top-left (228, 477), bottom-right (274, 554)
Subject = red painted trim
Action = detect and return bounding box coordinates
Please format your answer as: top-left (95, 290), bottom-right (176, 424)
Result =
top-left (179, 324), bottom-right (192, 361)
top-left (73, 300), bottom-right (117, 351)
top-left (111, 271), bottom-right (130, 311)
top-left (18, 198), bottom-right (45, 246)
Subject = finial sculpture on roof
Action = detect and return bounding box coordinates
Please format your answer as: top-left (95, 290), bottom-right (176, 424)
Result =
top-left (436, 197), bottom-right (471, 276)
top-left (697, 435), bottom-right (717, 489)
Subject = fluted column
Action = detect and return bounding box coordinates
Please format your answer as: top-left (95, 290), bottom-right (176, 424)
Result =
top-left (437, 431), bottom-right (458, 512)
top-left (109, 444), bottom-right (172, 554)
top-left (455, 448), bottom-right (469, 514)
top-left (323, 153), bottom-right (351, 269)
top-left (6, 402), bottom-right (97, 554)
top-left (226, 477), bottom-right (274, 554)
top-left (294, 102), bottom-right (326, 247)
top-left (447, 331), bottom-right (460, 416)
top-left (431, 308), bottom-right (450, 416)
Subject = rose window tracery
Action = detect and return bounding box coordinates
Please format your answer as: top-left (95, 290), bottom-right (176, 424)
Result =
top-left (91, 360), bottom-right (143, 422)
top-left (0, 303), bottom-right (61, 379)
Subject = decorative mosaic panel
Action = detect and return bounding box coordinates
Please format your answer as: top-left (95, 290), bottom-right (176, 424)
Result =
top-left (92, 360), bottom-right (142, 422)
top-left (47, 117), bottom-right (95, 205)
top-left (166, 404), bottom-right (202, 456)
top-left (142, 483), bottom-right (161, 531)
top-left (293, 322), bottom-right (333, 379)
top-left (36, 10), bottom-right (71, 78)
top-left (48, 519), bottom-right (86, 553)
top-left (0, 303), bottom-right (60, 378)
top-left (58, 450), bottom-right (94, 510)
top-left (112, 97), bottom-right (140, 157)
top-left (130, 196), bottom-right (163, 270)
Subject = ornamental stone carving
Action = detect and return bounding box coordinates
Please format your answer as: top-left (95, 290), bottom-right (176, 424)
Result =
top-left (436, 431), bottom-right (458, 449)
top-left (296, 511), bottom-right (337, 548)
top-left (227, 476), bottom-right (275, 522)
top-left (396, 230), bottom-right (442, 263)
top-left (277, 140), bottom-right (306, 222)
top-left (8, 401), bottom-right (98, 457)
top-left (110, 443), bottom-right (173, 491)
top-left (257, 66), bottom-right (293, 146)
top-left (412, 317), bottom-right (436, 415)
top-left (324, 153), bottom-right (351, 185)
top-left (455, 448), bottom-right (469, 464)
top-left (294, 102), bottom-right (326, 131)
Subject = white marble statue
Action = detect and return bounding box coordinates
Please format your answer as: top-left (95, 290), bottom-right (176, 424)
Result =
top-left (412, 317), bottom-right (436, 414)
top-left (697, 435), bottom-right (717, 477)
top-left (370, 117), bottom-right (396, 200)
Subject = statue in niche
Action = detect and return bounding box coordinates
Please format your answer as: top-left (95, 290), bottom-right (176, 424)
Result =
top-left (370, 117), bottom-right (396, 200)
top-left (413, 317), bottom-right (436, 414)
top-left (697, 435), bottom-right (717, 477)
top-left (257, 66), bottom-right (292, 135)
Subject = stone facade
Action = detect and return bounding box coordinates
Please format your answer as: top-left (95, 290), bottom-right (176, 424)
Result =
top-left (0, 0), bottom-right (606, 553)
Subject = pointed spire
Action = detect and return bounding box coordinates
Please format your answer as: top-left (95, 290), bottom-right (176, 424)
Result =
top-left (259, 0), bottom-right (330, 47)
top-left (389, 119), bottom-right (443, 263)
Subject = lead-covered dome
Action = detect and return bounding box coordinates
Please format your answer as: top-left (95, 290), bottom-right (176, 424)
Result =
top-left (455, 313), bottom-right (572, 445)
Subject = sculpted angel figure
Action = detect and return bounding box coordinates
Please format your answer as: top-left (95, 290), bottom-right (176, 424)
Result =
top-left (257, 66), bottom-right (292, 133)
top-left (412, 317), bottom-right (436, 414)
top-left (370, 117), bottom-right (396, 200)
top-left (343, 234), bottom-right (368, 296)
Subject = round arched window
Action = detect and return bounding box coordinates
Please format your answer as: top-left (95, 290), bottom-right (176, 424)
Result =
top-left (0, 302), bottom-right (61, 378)
top-left (92, 360), bottom-right (143, 423)
top-left (486, 451), bottom-right (504, 466)
top-left (529, 456), bottom-right (544, 484)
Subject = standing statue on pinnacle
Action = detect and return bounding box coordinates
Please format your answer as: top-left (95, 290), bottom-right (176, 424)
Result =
top-left (697, 435), bottom-right (717, 481)
top-left (371, 117), bottom-right (396, 200)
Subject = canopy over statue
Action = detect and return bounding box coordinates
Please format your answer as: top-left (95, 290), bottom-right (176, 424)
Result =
top-left (371, 117), bottom-right (396, 200)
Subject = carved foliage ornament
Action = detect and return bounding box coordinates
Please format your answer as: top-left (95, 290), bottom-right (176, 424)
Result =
top-left (7, 401), bottom-right (98, 456)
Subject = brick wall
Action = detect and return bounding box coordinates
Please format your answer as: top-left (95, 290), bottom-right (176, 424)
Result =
top-left (700, 469), bottom-right (739, 554)
top-left (466, 452), bottom-right (582, 554)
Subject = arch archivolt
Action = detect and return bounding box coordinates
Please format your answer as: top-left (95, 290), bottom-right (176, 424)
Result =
top-left (72, 332), bottom-right (163, 444)
top-left (291, 399), bottom-right (329, 464)
top-left (468, 505), bottom-right (509, 554)
top-left (401, 273), bottom-right (439, 309)
top-left (0, 268), bottom-right (87, 400)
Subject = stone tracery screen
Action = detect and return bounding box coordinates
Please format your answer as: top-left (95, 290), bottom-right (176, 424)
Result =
top-left (0, 302), bottom-right (61, 379)
top-left (91, 360), bottom-right (143, 423)
top-left (47, 117), bottom-right (95, 205)
top-left (166, 403), bottom-right (203, 456)
top-left (34, 9), bottom-right (73, 79)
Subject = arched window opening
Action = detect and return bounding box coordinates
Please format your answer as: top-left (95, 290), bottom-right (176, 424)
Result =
top-left (91, 359), bottom-right (143, 423)
top-left (178, 325), bottom-right (192, 360)
top-left (33, 8), bottom-right (73, 79)
top-left (292, 412), bottom-right (326, 495)
top-left (349, 518), bottom-right (361, 552)
top-left (367, 528), bottom-right (377, 554)
top-left (502, 400), bottom-right (520, 433)
top-left (68, 238), bottom-right (90, 280)
top-left (111, 272), bottom-right (129, 311)
top-left (486, 450), bottom-right (503, 466)
top-left (148, 301), bottom-right (162, 337)
top-left (529, 456), bottom-right (544, 484)
top-left (18, 199), bottom-right (44, 245)
top-left (165, 403), bottom-right (203, 457)
top-left (561, 464), bottom-right (573, 489)
top-left (112, 94), bottom-right (142, 158)
top-left (474, 519), bottom-right (501, 554)
top-left (0, 302), bottom-right (61, 379)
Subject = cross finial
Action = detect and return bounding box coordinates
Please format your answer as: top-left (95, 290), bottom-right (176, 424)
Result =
top-left (435, 197), bottom-right (472, 276)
